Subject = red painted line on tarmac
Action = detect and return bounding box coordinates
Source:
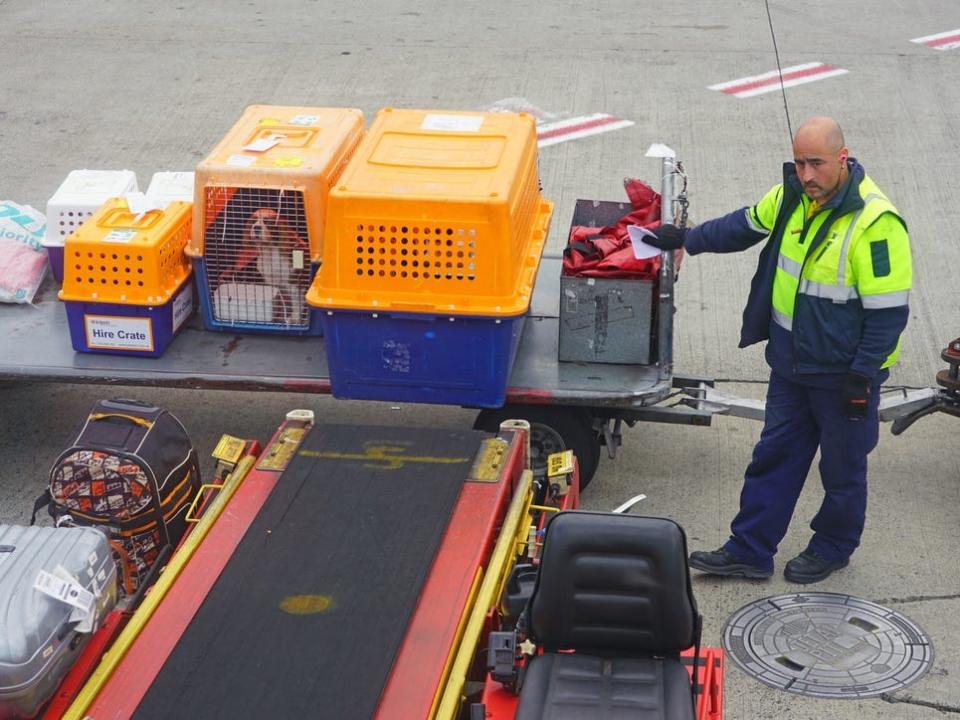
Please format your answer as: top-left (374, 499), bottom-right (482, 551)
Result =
top-left (536, 114), bottom-right (625, 142)
top-left (927, 32), bottom-right (960, 48)
top-left (718, 64), bottom-right (840, 95)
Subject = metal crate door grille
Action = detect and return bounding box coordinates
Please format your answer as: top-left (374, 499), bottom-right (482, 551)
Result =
top-left (354, 223), bottom-right (478, 284)
top-left (204, 187), bottom-right (311, 329)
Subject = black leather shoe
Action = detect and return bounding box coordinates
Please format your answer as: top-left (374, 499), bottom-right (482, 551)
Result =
top-left (784, 550), bottom-right (849, 584)
top-left (689, 548), bottom-right (772, 579)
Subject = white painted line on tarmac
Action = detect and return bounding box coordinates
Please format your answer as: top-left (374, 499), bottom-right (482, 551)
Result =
top-left (911, 28), bottom-right (960, 51)
top-left (709, 62), bottom-right (849, 99)
top-left (536, 113), bottom-right (634, 148)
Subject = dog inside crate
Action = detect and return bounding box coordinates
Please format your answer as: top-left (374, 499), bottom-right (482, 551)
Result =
top-left (204, 188), bottom-right (310, 327)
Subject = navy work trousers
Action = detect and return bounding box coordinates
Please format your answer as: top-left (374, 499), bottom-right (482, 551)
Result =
top-left (723, 370), bottom-right (881, 572)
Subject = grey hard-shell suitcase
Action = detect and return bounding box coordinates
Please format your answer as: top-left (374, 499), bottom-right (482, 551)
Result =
top-left (0, 525), bottom-right (117, 719)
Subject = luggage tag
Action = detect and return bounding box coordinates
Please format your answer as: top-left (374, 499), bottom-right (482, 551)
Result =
top-left (34, 566), bottom-right (98, 633)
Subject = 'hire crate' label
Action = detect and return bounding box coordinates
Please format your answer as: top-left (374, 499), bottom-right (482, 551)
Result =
top-left (85, 315), bottom-right (154, 352)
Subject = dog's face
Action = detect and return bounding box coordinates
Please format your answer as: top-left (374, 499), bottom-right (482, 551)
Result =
top-left (244, 208), bottom-right (282, 246)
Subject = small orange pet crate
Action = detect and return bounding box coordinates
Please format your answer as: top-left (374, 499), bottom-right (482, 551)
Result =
top-left (307, 108), bottom-right (553, 407)
top-left (58, 199), bottom-right (195, 357)
top-left (189, 105), bottom-right (364, 335)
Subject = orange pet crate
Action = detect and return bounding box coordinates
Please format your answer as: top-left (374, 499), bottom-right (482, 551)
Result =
top-left (189, 105), bottom-right (364, 334)
top-left (58, 199), bottom-right (195, 356)
top-left (307, 107), bottom-right (553, 317)
top-left (306, 108), bottom-right (553, 408)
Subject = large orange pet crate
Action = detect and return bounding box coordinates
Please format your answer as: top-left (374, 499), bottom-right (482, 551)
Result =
top-left (307, 108), bottom-right (553, 407)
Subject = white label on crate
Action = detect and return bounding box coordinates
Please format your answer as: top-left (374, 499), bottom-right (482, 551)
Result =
top-left (85, 315), bottom-right (155, 352)
top-left (292, 249), bottom-right (305, 270)
top-left (289, 114), bottom-right (319, 126)
top-left (172, 285), bottom-right (194, 333)
top-left (242, 136), bottom-right (283, 152)
top-left (421, 114), bottom-right (484, 132)
top-left (34, 569), bottom-right (96, 614)
top-left (103, 229), bottom-right (137, 244)
top-left (227, 154), bottom-right (256, 167)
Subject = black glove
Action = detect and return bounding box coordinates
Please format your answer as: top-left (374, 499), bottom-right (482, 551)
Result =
top-left (646, 224), bottom-right (686, 250)
top-left (842, 372), bottom-right (871, 420)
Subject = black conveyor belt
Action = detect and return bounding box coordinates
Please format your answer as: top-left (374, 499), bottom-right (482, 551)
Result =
top-left (134, 424), bottom-right (482, 720)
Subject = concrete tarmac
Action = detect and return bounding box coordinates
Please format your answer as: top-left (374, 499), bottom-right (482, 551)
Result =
top-left (1, 1), bottom-right (958, 717)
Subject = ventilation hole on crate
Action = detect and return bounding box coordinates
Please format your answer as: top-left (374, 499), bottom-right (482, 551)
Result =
top-left (137, 281), bottom-right (143, 286)
top-left (356, 235), bottom-right (363, 242)
top-left (468, 275), bottom-right (476, 281)
top-left (401, 271), bottom-right (408, 278)
top-left (136, 255), bottom-right (143, 261)
top-left (137, 268), bottom-right (143, 274)
top-left (87, 265), bottom-right (93, 271)
top-left (424, 227), bottom-right (431, 235)
top-left (446, 228), bottom-right (453, 236)
top-left (356, 269), bottom-right (363, 276)
top-left (412, 271), bottom-right (419, 278)
top-left (390, 270), bottom-right (396, 277)
top-left (401, 226), bottom-right (408, 234)
top-left (367, 269), bottom-right (374, 276)
top-left (113, 280), bottom-right (119, 285)
top-left (412, 226), bottom-right (419, 234)
top-left (356, 224), bottom-right (363, 231)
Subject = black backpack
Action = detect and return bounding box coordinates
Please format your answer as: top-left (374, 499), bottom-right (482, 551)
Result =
top-left (35, 399), bottom-right (202, 594)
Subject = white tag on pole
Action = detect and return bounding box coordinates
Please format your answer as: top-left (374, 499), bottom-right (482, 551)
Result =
top-left (644, 143), bottom-right (676, 159)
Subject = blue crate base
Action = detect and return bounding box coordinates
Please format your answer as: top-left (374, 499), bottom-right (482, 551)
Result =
top-left (322, 309), bottom-right (526, 408)
top-left (193, 258), bottom-right (323, 337)
top-left (64, 280), bottom-right (195, 358)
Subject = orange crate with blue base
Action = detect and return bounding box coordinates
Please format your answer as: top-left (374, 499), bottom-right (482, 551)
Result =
top-left (308, 107), bottom-right (553, 406)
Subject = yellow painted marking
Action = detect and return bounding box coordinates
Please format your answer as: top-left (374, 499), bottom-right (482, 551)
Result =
top-left (212, 434), bottom-right (246, 464)
top-left (299, 442), bottom-right (469, 471)
top-left (257, 118), bottom-right (281, 126)
top-left (274, 156), bottom-right (303, 167)
top-left (280, 594), bottom-right (335, 615)
top-left (547, 449), bottom-right (574, 478)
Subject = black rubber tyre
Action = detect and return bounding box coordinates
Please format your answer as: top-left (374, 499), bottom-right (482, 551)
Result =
top-left (472, 405), bottom-right (602, 490)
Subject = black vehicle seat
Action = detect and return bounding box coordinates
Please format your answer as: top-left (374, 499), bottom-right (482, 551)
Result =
top-left (515, 511), bottom-right (700, 720)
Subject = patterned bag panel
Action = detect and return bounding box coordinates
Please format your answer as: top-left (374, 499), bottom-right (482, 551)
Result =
top-left (50, 450), bottom-right (151, 520)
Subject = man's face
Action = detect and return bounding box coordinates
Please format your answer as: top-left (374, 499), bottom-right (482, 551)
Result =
top-left (793, 134), bottom-right (847, 203)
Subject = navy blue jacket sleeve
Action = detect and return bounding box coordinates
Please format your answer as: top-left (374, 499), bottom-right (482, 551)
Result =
top-left (684, 207), bottom-right (769, 256)
top-left (851, 306), bottom-right (910, 379)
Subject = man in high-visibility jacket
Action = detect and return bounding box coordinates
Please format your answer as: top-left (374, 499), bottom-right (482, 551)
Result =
top-left (646, 117), bottom-right (911, 583)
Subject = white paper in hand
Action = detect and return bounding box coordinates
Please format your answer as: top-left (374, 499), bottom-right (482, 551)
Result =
top-left (626, 225), bottom-right (662, 260)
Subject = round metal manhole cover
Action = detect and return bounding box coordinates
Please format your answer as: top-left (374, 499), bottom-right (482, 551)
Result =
top-left (722, 592), bottom-right (933, 698)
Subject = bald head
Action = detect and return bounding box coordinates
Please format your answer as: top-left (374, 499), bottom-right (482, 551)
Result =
top-left (794, 116), bottom-right (845, 154)
top-left (793, 116), bottom-right (849, 204)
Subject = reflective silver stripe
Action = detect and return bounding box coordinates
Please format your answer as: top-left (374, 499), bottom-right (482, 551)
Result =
top-left (777, 254), bottom-right (803, 278)
top-left (837, 193), bottom-right (882, 286)
top-left (772, 307), bottom-right (793, 330)
top-left (745, 207), bottom-right (766, 234)
top-left (798, 278), bottom-right (859, 302)
top-left (861, 289), bottom-right (910, 309)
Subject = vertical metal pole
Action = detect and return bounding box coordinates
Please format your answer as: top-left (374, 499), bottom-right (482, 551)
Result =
top-left (657, 157), bottom-right (676, 381)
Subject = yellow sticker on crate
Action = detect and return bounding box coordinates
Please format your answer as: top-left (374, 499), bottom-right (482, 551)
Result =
top-left (274, 156), bottom-right (303, 167)
top-left (547, 450), bottom-right (575, 478)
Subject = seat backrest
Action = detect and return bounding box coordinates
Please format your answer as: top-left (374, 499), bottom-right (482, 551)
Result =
top-left (528, 511), bottom-right (698, 657)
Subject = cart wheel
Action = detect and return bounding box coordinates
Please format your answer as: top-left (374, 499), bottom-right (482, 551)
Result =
top-left (473, 406), bottom-right (602, 490)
